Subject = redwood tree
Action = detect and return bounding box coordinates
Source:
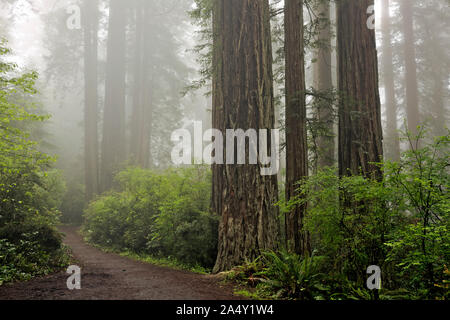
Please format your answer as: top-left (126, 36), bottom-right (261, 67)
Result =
top-left (284, 0), bottom-right (309, 255)
top-left (211, 0), bottom-right (223, 217)
top-left (337, 0), bottom-right (384, 178)
top-left (83, 0), bottom-right (99, 201)
top-left (313, 0), bottom-right (334, 168)
top-left (130, 0), bottom-right (152, 168)
top-left (381, 0), bottom-right (400, 161)
top-left (100, 0), bottom-right (127, 191)
top-left (212, 0), bottom-right (279, 273)
top-left (400, 0), bottom-right (420, 136)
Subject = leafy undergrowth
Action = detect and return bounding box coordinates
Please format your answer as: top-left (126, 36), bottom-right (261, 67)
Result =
top-left (82, 166), bottom-right (218, 272)
top-left (223, 251), bottom-right (331, 300)
top-left (223, 250), bottom-right (447, 300)
top-left (0, 40), bottom-right (71, 286)
top-left (0, 227), bottom-right (71, 285)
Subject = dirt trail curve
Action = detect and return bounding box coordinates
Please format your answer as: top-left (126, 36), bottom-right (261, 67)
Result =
top-left (0, 226), bottom-right (241, 300)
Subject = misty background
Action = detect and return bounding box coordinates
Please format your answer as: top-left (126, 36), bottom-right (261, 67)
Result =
top-left (1, 0), bottom-right (449, 201)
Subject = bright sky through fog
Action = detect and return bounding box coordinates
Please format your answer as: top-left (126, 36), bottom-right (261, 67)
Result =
top-left (7, 0), bottom-right (60, 71)
top-left (7, 0), bottom-right (386, 74)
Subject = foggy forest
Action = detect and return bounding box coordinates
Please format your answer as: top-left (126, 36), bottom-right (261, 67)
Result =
top-left (0, 0), bottom-right (448, 302)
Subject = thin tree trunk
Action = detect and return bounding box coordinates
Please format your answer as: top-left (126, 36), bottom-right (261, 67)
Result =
top-left (211, 1), bottom-right (223, 217)
top-left (431, 69), bottom-right (446, 138)
top-left (337, 0), bottom-right (384, 178)
top-left (381, 0), bottom-right (400, 161)
top-left (284, 0), bottom-right (310, 255)
top-left (83, 0), bottom-right (99, 201)
top-left (313, 0), bottom-right (334, 168)
top-left (400, 0), bottom-right (420, 136)
top-left (212, 0), bottom-right (279, 273)
top-left (130, 0), bottom-right (152, 168)
top-left (130, 1), bottom-right (144, 165)
top-left (423, 17), bottom-right (447, 138)
top-left (100, 0), bottom-right (127, 191)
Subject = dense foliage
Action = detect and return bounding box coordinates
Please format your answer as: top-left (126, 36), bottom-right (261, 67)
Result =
top-left (60, 180), bottom-right (85, 225)
top-left (81, 131), bottom-right (449, 299)
top-left (0, 40), bottom-right (69, 285)
top-left (273, 131), bottom-right (449, 300)
top-left (83, 166), bottom-right (219, 269)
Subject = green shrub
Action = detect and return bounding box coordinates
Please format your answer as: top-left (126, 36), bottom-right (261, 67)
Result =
top-left (83, 166), bottom-right (218, 269)
top-left (0, 40), bottom-right (69, 285)
top-left (0, 208), bottom-right (69, 285)
top-left (282, 130), bottom-right (449, 299)
top-left (384, 131), bottom-right (449, 298)
top-left (0, 223), bottom-right (62, 252)
top-left (0, 211), bottom-right (69, 285)
top-left (83, 192), bottom-right (132, 249)
top-left (256, 251), bottom-right (329, 300)
top-left (281, 166), bottom-right (401, 288)
top-left (0, 234), bottom-right (69, 285)
top-left (225, 251), bottom-right (329, 300)
top-left (60, 181), bottom-right (85, 225)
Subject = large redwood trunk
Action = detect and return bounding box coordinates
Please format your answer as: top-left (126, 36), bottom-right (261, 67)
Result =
top-left (83, 0), bottom-right (99, 201)
top-left (284, 0), bottom-right (309, 255)
top-left (336, 0), bottom-right (384, 178)
top-left (212, 0), bottom-right (279, 273)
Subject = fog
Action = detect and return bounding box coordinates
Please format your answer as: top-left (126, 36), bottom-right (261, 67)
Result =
top-left (2, 0), bottom-right (449, 199)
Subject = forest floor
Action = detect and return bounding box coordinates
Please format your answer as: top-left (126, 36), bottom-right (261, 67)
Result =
top-left (0, 226), bottom-right (242, 300)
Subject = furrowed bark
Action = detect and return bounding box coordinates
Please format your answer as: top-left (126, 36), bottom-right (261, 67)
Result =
top-left (284, 0), bottom-right (310, 255)
top-left (212, 0), bottom-right (279, 273)
top-left (336, 0), bottom-right (384, 178)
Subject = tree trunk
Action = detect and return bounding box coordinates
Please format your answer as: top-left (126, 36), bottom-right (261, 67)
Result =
top-left (422, 16), bottom-right (447, 138)
top-left (83, 0), bottom-right (99, 201)
top-left (100, 0), bottom-right (127, 191)
top-left (337, 0), bottom-right (384, 178)
top-left (130, 0), bottom-right (152, 168)
top-left (430, 59), bottom-right (446, 138)
top-left (313, 0), bottom-right (334, 168)
top-left (400, 0), bottom-right (420, 136)
top-left (212, 0), bottom-right (279, 273)
top-left (284, 0), bottom-right (309, 255)
top-left (380, 0), bottom-right (400, 161)
top-left (211, 1), bottom-right (224, 217)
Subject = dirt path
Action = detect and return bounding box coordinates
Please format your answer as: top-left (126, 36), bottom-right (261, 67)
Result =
top-left (0, 226), bottom-right (241, 300)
